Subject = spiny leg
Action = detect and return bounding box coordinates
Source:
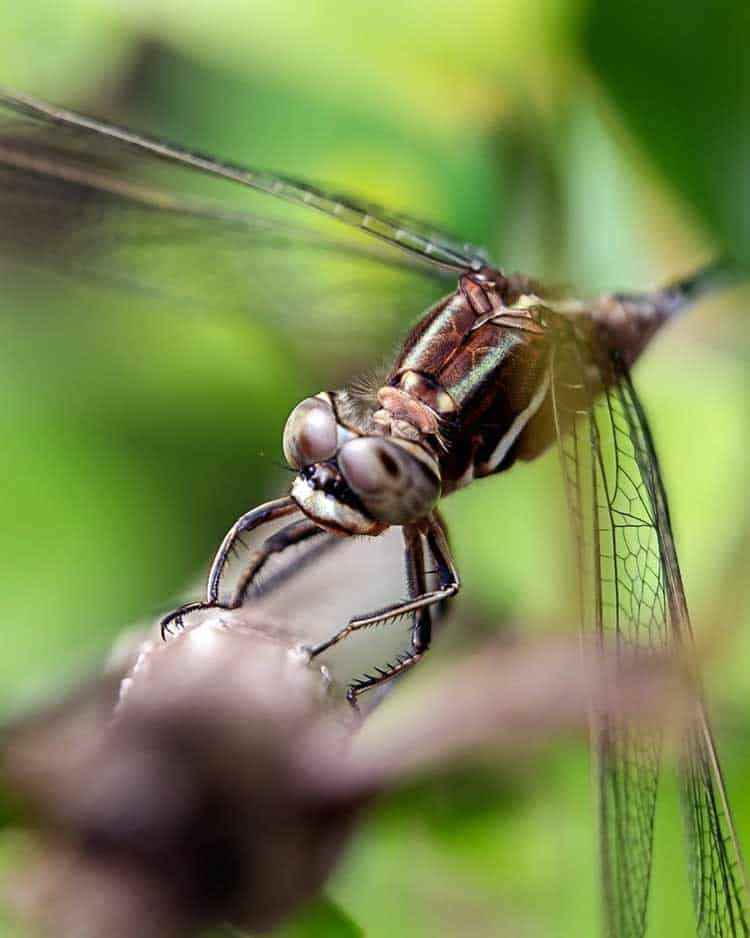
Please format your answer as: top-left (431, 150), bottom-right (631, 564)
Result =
top-left (346, 525), bottom-right (434, 704)
top-left (160, 495), bottom-right (298, 636)
top-left (242, 528), bottom-right (342, 599)
top-left (205, 496), bottom-right (298, 601)
top-left (306, 515), bottom-right (459, 699)
top-left (227, 518), bottom-right (324, 606)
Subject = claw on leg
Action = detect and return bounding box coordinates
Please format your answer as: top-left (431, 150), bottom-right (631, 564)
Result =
top-left (159, 498), bottom-right (319, 641)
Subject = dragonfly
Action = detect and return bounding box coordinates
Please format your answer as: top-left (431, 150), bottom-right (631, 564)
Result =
top-left (0, 89), bottom-right (747, 938)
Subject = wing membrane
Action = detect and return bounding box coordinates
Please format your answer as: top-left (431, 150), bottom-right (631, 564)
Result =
top-left (0, 89), bottom-right (486, 274)
top-left (0, 109), bottom-right (453, 379)
top-left (618, 368), bottom-right (749, 937)
top-left (551, 319), bottom-right (749, 937)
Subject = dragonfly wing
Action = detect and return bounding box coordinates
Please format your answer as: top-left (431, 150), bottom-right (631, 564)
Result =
top-left (0, 104), bottom-right (455, 380)
top-left (606, 353), bottom-right (749, 938)
top-left (551, 327), bottom-right (662, 937)
top-left (0, 90), bottom-right (487, 274)
top-left (550, 321), bottom-right (749, 937)
top-left (683, 710), bottom-right (749, 936)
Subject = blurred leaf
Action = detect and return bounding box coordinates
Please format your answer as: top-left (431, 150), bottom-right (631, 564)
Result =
top-left (0, 786), bottom-right (26, 830)
top-left (0, 1), bottom-right (138, 101)
top-left (583, 1), bottom-right (750, 263)
top-left (201, 894), bottom-right (363, 938)
top-left (113, 0), bottom-right (580, 138)
top-left (266, 895), bottom-right (363, 938)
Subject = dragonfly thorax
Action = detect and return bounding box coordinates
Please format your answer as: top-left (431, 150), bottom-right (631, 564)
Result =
top-left (284, 391), bottom-right (441, 535)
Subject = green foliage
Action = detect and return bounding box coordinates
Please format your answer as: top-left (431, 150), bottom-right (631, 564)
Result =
top-left (584, 0), bottom-right (750, 264)
top-left (270, 895), bottom-right (364, 938)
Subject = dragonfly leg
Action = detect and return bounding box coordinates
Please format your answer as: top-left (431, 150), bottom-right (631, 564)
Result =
top-left (306, 517), bottom-right (459, 701)
top-left (227, 518), bottom-right (324, 606)
top-left (344, 526), bottom-right (435, 705)
top-left (160, 495), bottom-right (298, 636)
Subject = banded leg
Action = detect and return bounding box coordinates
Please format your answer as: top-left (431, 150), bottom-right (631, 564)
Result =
top-left (307, 516), bottom-right (459, 700)
top-left (160, 495), bottom-right (298, 636)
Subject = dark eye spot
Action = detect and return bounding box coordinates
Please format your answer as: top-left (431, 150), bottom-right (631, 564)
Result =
top-left (379, 450), bottom-right (400, 477)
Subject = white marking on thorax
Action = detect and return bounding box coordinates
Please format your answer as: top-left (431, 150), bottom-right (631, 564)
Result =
top-left (454, 462), bottom-right (475, 489)
top-left (477, 369), bottom-right (551, 474)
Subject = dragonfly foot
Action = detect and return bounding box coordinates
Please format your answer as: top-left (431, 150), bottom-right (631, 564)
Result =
top-left (345, 686), bottom-right (361, 712)
top-left (160, 613), bottom-right (183, 641)
top-left (295, 643), bottom-right (314, 663)
top-left (160, 600), bottom-right (223, 640)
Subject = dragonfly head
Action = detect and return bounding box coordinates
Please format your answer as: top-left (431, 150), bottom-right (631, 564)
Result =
top-left (283, 393), bottom-right (441, 535)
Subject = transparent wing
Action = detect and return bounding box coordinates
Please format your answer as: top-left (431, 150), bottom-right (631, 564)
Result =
top-left (0, 89), bottom-right (488, 274)
top-left (0, 103), bottom-right (455, 381)
top-left (550, 319), bottom-right (749, 937)
top-left (0, 105), bottom-right (459, 280)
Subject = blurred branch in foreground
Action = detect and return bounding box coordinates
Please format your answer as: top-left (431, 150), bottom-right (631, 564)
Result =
top-left (1, 559), bottom-right (685, 938)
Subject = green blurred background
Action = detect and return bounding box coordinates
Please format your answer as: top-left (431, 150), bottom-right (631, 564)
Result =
top-left (0, 1), bottom-right (748, 936)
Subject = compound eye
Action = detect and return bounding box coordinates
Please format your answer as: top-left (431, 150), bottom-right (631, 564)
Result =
top-left (338, 437), bottom-right (440, 524)
top-left (283, 397), bottom-right (338, 469)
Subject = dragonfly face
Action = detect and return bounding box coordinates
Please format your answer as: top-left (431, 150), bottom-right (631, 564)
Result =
top-left (1, 89), bottom-right (747, 937)
top-left (283, 391), bottom-right (441, 534)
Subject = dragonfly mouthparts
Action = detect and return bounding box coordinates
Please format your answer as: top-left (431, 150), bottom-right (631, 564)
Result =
top-left (301, 460), bottom-right (349, 499)
top-left (292, 461), bottom-right (386, 537)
